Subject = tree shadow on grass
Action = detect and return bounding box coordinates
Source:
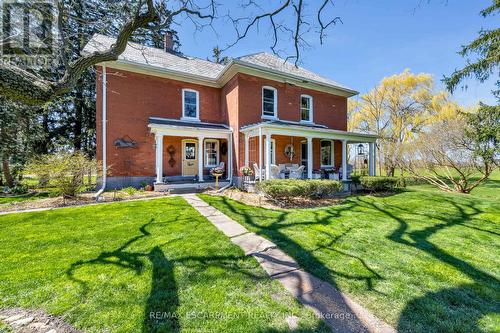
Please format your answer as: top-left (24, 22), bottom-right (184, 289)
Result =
top-left (353, 196), bottom-right (500, 332)
top-left (66, 218), bottom-right (264, 333)
top-left (214, 196), bottom-right (385, 331)
top-left (207, 193), bottom-right (500, 332)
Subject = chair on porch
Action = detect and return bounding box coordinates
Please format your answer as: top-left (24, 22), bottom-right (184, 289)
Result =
top-left (253, 163), bottom-right (263, 181)
top-left (269, 165), bottom-right (280, 179)
top-left (289, 165), bottom-right (305, 179)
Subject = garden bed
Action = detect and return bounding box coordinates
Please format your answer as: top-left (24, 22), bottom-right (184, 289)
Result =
top-left (210, 188), bottom-right (345, 209)
top-left (0, 190), bottom-right (166, 213)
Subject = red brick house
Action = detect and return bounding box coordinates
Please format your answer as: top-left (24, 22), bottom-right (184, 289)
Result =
top-left (84, 34), bottom-right (377, 191)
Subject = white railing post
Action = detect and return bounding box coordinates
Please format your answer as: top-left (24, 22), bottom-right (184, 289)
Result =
top-left (155, 133), bottom-right (164, 183)
top-left (265, 132), bottom-right (271, 180)
top-left (368, 142), bottom-right (375, 176)
top-left (342, 140), bottom-right (348, 181)
top-left (244, 133), bottom-right (249, 167)
top-left (198, 136), bottom-right (204, 182)
top-left (228, 133), bottom-right (233, 180)
top-left (307, 137), bottom-right (313, 179)
top-left (258, 127), bottom-right (263, 181)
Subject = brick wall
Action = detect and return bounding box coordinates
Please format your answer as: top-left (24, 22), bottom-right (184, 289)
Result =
top-left (96, 67), bottom-right (348, 178)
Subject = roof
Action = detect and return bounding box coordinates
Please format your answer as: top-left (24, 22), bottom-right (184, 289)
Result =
top-left (234, 53), bottom-right (354, 93)
top-left (83, 34), bottom-right (225, 79)
top-left (240, 121), bottom-right (378, 143)
top-left (149, 117), bottom-right (230, 130)
top-left (241, 119), bottom-right (328, 130)
top-left (84, 34), bottom-right (356, 95)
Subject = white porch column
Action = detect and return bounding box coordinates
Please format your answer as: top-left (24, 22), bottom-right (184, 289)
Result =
top-left (342, 140), bottom-right (348, 181)
top-left (228, 133), bottom-right (233, 180)
top-left (198, 136), bottom-right (204, 182)
top-left (368, 142), bottom-right (375, 176)
top-left (244, 133), bottom-right (249, 167)
top-left (155, 133), bottom-right (164, 183)
top-left (258, 127), bottom-right (263, 180)
top-left (307, 137), bottom-right (313, 179)
top-left (265, 133), bottom-right (271, 180)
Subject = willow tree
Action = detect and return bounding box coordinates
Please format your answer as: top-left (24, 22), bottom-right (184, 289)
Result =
top-left (348, 70), bottom-right (450, 176)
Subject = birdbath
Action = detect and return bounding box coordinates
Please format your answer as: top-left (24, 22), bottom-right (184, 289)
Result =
top-left (213, 173), bottom-right (223, 190)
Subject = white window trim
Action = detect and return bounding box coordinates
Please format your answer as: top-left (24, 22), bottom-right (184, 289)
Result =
top-left (300, 94), bottom-right (313, 123)
top-left (320, 139), bottom-right (334, 168)
top-left (181, 88), bottom-right (200, 121)
top-left (204, 139), bottom-right (219, 167)
top-left (262, 86), bottom-right (278, 119)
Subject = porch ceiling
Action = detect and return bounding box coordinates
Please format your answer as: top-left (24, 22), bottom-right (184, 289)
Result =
top-left (240, 121), bottom-right (377, 143)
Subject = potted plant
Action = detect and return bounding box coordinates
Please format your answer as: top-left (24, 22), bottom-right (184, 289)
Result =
top-left (210, 166), bottom-right (224, 177)
top-left (240, 166), bottom-right (254, 182)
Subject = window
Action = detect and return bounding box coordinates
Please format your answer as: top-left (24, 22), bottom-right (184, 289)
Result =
top-left (270, 139), bottom-right (276, 164)
top-left (300, 95), bottom-right (313, 122)
top-left (182, 89), bottom-right (199, 120)
top-left (264, 138), bottom-right (276, 165)
top-left (262, 86), bottom-right (277, 118)
top-left (204, 140), bottom-right (219, 167)
top-left (185, 142), bottom-right (196, 160)
top-left (320, 140), bottom-right (333, 167)
top-left (301, 141), bottom-right (308, 166)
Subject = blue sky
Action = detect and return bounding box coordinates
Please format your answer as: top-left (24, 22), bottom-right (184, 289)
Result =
top-left (177, 0), bottom-right (497, 106)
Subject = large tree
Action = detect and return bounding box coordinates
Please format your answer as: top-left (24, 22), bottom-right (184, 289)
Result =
top-left (444, 1), bottom-right (500, 99)
top-left (0, 99), bottom-right (44, 187)
top-left (402, 103), bottom-right (499, 193)
top-left (0, 0), bottom-right (343, 105)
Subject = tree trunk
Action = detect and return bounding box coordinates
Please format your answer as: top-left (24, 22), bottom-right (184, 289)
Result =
top-left (74, 80), bottom-right (84, 151)
top-left (386, 166), bottom-right (395, 177)
top-left (2, 156), bottom-right (14, 188)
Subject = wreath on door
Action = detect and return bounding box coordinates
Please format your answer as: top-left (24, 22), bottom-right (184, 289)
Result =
top-left (284, 144), bottom-right (295, 161)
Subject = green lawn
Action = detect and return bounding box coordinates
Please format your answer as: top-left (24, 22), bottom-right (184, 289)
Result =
top-left (0, 197), bottom-right (327, 333)
top-left (200, 179), bottom-right (500, 333)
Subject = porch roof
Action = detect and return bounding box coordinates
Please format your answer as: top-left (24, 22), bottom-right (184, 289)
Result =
top-left (240, 121), bottom-right (377, 143)
top-left (148, 117), bottom-right (232, 138)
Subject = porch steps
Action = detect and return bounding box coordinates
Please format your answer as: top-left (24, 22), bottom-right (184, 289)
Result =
top-left (155, 180), bottom-right (230, 194)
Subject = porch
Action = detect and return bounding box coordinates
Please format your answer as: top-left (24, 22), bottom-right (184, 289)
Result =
top-left (148, 117), bottom-right (233, 192)
top-left (240, 121), bottom-right (378, 182)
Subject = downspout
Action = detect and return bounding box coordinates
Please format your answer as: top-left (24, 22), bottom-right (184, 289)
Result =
top-left (95, 65), bottom-right (107, 200)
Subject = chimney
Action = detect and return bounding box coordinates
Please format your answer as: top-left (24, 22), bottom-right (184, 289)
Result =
top-left (164, 32), bottom-right (173, 52)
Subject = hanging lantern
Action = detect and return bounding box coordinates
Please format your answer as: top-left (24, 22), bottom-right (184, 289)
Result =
top-left (357, 144), bottom-right (365, 155)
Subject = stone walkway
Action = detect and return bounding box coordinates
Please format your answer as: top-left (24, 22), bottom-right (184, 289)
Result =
top-left (183, 194), bottom-right (396, 333)
top-left (0, 308), bottom-right (82, 333)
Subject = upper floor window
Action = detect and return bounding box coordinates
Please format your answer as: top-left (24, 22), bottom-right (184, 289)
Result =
top-left (262, 86), bottom-right (277, 118)
top-left (300, 95), bottom-right (313, 122)
top-left (182, 89), bottom-right (199, 120)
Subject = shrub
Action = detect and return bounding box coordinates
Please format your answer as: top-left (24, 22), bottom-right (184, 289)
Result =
top-left (123, 186), bottom-right (138, 195)
top-left (256, 179), bottom-right (343, 200)
top-left (359, 176), bottom-right (399, 192)
top-left (26, 152), bottom-right (97, 197)
top-left (1, 184), bottom-right (28, 195)
top-left (10, 184), bottom-right (28, 195)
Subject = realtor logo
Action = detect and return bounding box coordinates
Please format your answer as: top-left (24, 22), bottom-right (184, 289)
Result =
top-left (1, 0), bottom-right (56, 67)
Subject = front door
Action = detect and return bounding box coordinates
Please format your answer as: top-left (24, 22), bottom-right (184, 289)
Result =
top-left (182, 140), bottom-right (198, 176)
